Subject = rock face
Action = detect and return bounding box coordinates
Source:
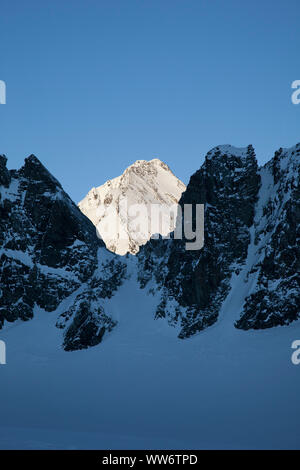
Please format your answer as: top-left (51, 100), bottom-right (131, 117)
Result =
top-left (138, 145), bottom-right (261, 337)
top-left (78, 159), bottom-right (186, 255)
top-left (235, 145), bottom-right (300, 329)
top-left (0, 155), bottom-right (126, 350)
top-left (138, 144), bottom-right (299, 337)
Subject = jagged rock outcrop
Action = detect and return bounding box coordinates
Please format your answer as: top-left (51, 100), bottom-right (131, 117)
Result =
top-left (78, 158), bottom-right (186, 255)
top-left (138, 144), bottom-right (299, 337)
top-left (0, 155), bottom-right (126, 349)
top-left (235, 145), bottom-right (300, 329)
top-left (57, 250), bottom-right (127, 351)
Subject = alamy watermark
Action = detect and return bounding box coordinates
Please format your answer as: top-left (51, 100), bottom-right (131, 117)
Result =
top-left (291, 80), bottom-right (300, 104)
top-left (0, 340), bottom-right (6, 365)
top-left (95, 199), bottom-right (204, 251)
top-left (0, 80), bottom-right (6, 104)
top-left (291, 340), bottom-right (300, 365)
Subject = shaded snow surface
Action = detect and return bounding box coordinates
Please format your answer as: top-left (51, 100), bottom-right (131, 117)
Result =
top-left (0, 258), bottom-right (299, 449)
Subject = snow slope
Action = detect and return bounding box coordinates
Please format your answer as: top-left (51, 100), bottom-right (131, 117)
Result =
top-left (78, 159), bottom-right (186, 255)
top-left (0, 255), bottom-right (299, 449)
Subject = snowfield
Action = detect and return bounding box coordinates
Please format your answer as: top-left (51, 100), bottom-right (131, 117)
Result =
top-left (0, 260), bottom-right (299, 449)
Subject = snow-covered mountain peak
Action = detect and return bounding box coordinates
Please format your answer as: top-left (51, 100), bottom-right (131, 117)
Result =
top-left (206, 144), bottom-right (252, 161)
top-left (120, 158), bottom-right (176, 184)
top-left (78, 158), bottom-right (186, 255)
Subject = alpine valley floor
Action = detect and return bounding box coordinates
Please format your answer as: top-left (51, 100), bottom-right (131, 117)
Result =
top-left (0, 256), bottom-right (299, 449)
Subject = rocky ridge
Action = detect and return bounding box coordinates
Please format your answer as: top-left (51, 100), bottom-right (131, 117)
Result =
top-left (138, 144), bottom-right (299, 337)
top-left (0, 155), bottom-right (126, 350)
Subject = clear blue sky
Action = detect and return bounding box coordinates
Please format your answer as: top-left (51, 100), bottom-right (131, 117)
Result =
top-left (1, 0), bottom-right (299, 202)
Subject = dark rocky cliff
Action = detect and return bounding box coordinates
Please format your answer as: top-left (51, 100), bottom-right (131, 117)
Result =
top-left (138, 144), bottom-right (299, 337)
top-left (235, 145), bottom-right (300, 329)
top-left (0, 155), bottom-right (126, 350)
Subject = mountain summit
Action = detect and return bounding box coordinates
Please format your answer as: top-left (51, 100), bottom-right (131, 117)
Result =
top-left (78, 158), bottom-right (186, 255)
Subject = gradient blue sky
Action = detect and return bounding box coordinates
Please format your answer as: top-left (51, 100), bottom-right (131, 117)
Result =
top-left (1, 0), bottom-right (299, 202)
